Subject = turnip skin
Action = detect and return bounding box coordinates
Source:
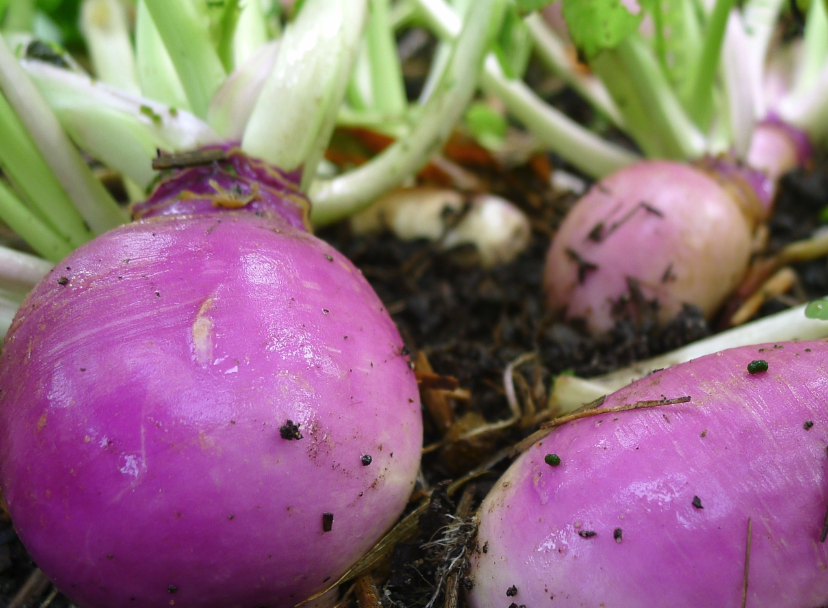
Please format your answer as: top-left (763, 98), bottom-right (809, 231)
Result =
top-left (0, 210), bottom-right (422, 608)
top-left (747, 119), bottom-right (813, 184)
top-left (468, 341), bottom-right (828, 608)
top-left (544, 160), bottom-right (753, 336)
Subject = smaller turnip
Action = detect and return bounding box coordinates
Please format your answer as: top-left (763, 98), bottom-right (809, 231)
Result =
top-left (543, 160), bottom-right (760, 336)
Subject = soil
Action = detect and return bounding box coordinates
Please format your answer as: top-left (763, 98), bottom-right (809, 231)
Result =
top-left (2, 151), bottom-right (827, 608)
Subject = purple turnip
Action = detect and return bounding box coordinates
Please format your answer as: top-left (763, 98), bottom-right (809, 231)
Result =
top-left (0, 151), bottom-right (423, 608)
top-left (543, 160), bottom-right (763, 336)
top-left (468, 341), bottom-right (828, 607)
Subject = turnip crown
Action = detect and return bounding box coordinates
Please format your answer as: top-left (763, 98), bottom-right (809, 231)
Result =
top-left (132, 146), bottom-right (311, 232)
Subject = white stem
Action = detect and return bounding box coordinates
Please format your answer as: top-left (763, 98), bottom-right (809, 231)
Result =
top-left (418, 0), bottom-right (471, 104)
top-left (24, 60), bottom-right (221, 188)
top-left (791, 0), bottom-right (828, 96)
top-left (721, 10), bottom-right (756, 158)
top-left (741, 0), bottom-right (785, 117)
top-left (549, 301), bottom-right (828, 413)
top-left (242, 0), bottom-right (368, 183)
top-left (207, 40), bottom-right (279, 140)
top-left (80, 0), bottom-right (140, 94)
top-left (523, 13), bottom-right (624, 128)
top-left (232, 0), bottom-right (270, 67)
top-left (0, 245), bottom-right (51, 287)
top-left (0, 35), bottom-right (126, 233)
top-left (742, 0), bottom-right (785, 59)
top-left (0, 295), bottom-right (22, 338)
top-left (778, 61), bottom-right (828, 141)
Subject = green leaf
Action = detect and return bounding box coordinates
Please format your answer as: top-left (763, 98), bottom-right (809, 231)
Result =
top-left (464, 101), bottom-right (507, 148)
top-left (805, 300), bottom-right (828, 320)
top-left (214, 0), bottom-right (242, 72)
top-left (561, 0), bottom-right (654, 58)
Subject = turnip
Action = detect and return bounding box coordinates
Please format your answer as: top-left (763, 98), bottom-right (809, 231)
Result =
top-left (468, 341), bottom-right (828, 607)
top-left (542, 160), bottom-right (758, 336)
top-left (0, 1), bottom-right (506, 607)
top-left (0, 161), bottom-right (423, 608)
top-left (416, 0), bottom-right (828, 337)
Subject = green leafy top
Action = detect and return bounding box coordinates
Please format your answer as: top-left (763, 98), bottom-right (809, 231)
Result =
top-left (561, 0), bottom-right (654, 58)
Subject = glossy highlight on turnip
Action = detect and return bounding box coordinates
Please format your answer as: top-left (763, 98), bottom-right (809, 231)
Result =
top-left (468, 341), bottom-right (828, 607)
top-left (0, 150), bottom-right (423, 608)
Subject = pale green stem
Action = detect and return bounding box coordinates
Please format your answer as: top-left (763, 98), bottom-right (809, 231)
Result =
top-left (720, 10), bottom-right (756, 158)
top-left (124, 178), bottom-right (146, 203)
top-left (309, 0), bottom-right (505, 226)
top-left (366, 0), bottom-right (407, 115)
top-left (0, 243), bottom-right (51, 287)
top-left (135, 0), bottom-right (191, 111)
top-left (24, 60), bottom-right (222, 189)
top-left (685, 0), bottom-right (737, 128)
top-left (600, 37), bottom-right (706, 159)
top-left (0, 35), bottom-right (126, 233)
top-left (549, 300), bottom-right (828, 414)
top-left (778, 62), bottom-right (828, 141)
top-left (232, 0), bottom-right (270, 67)
top-left (208, 40), bottom-right (279, 140)
top-left (0, 295), bottom-right (22, 338)
top-left (1, 0), bottom-right (33, 32)
top-left (0, 180), bottom-right (72, 261)
top-left (591, 50), bottom-right (667, 157)
top-left (418, 38), bottom-right (451, 103)
top-left (481, 56), bottom-right (639, 177)
top-left (742, 0), bottom-right (786, 62)
top-left (337, 106), bottom-right (410, 138)
top-left (741, 0), bottom-right (785, 116)
top-left (80, 0), bottom-right (140, 94)
top-left (143, 0), bottom-right (226, 118)
top-left (215, 0), bottom-right (242, 73)
top-left (523, 14), bottom-right (624, 128)
top-left (347, 41), bottom-right (375, 110)
top-left (242, 0), bottom-right (368, 186)
top-left (389, 0), bottom-right (417, 28)
top-left (792, 0), bottom-right (828, 97)
top-left (415, 0), bottom-right (638, 177)
top-left (0, 92), bottom-right (92, 248)
top-left (651, 0), bottom-right (668, 77)
top-left (419, 0), bottom-right (471, 104)
top-left (495, 4), bottom-right (532, 79)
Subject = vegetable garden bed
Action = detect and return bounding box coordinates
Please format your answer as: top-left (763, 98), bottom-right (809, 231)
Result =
top-left (1, 0), bottom-right (828, 606)
top-left (2, 147), bottom-right (826, 608)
